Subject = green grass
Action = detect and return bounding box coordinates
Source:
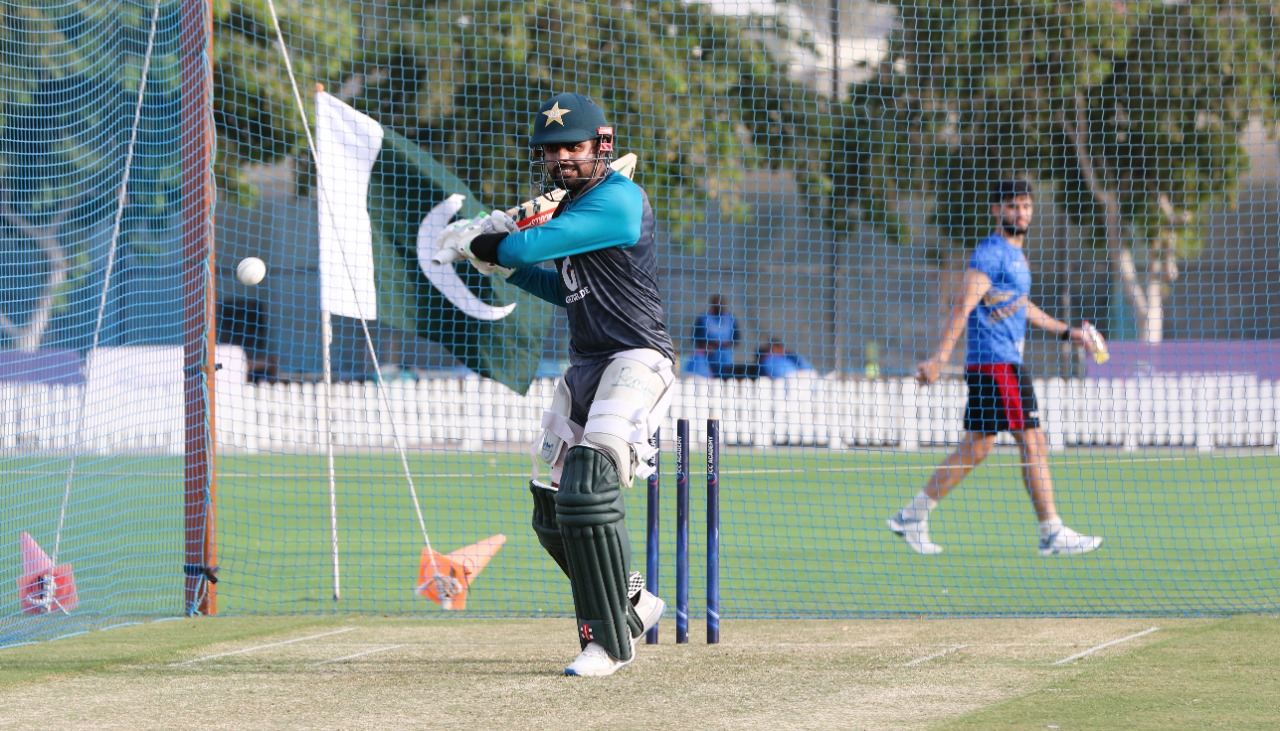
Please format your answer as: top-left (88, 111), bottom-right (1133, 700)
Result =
top-left (939, 615), bottom-right (1280, 730)
top-left (216, 448), bottom-right (1278, 617)
top-left (3, 448), bottom-right (1279, 650)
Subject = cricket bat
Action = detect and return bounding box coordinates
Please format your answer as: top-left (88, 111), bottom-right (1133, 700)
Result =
top-left (508, 152), bottom-right (638, 229)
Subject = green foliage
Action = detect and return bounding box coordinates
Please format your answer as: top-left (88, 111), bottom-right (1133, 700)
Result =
top-left (213, 0), bottom-right (358, 200)
top-left (0, 1), bottom-right (184, 220)
top-left (0, 0), bottom-right (186, 343)
top-left (342, 0), bottom-right (794, 245)
top-left (842, 0), bottom-right (1280, 258)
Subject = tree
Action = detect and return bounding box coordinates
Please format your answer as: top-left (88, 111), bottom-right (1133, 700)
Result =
top-left (0, 0), bottom-right (358, 350)
top-left (837, 0), bottom-right (1280, 342)
top-left (213, 0), bottom-right (358, 199)
top-left (0, 0), bottom-right (185, 350)
top-left (339, 0), bottom-right (797, 244)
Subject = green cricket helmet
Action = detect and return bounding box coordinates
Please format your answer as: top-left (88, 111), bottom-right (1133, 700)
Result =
top-left (529, 92), bottom-right (614, 148)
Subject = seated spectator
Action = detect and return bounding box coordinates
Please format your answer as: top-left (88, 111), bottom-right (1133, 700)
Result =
top-left (683, 349), bottom-right (713, 378)
top-left (756, 337), bottom-right (815, 379)
top-left (692, 294), bottom-right (742, 379)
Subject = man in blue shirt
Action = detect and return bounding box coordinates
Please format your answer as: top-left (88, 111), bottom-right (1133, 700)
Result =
top-left (692, 294), bottom-right (742, 378)
top-left (756, 337), bottom-right (814, 379)
top-left (888, 179), bottom-right (1103, 557)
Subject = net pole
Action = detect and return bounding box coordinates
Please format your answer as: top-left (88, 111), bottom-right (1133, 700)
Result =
top-left (179, 0), bottom-right (216, 616)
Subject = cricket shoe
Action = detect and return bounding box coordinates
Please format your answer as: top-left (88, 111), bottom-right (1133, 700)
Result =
top-left (1039, 526), bottom-right (1103, 556)
top-left (565, 641), bottom-right (631, 677)
top-left (887, 512), bottom-right (943, 555)
top-left (564, 573), bottom-right (664, 677)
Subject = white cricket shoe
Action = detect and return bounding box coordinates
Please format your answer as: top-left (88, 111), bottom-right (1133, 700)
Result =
top-left (565, 641), bottom-right (631, 677)
top-left (564, 576), bottom-right (665, 677)
top-left (887, 512), bottom-right (943, 555)
top-left (1039, 526), bottom-right (1103, 556)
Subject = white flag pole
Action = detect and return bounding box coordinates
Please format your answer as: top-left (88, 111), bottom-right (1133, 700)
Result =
top-left (311, 86), bottom-right (454, 605)
top-left (320, 307), bottom-right (340, 600)
top-left (266, 3), bottom-right (347, 604)
top-left (274, 13), bottom-right (447, 608)
top-left (313, 85), bottom-right (384, 601)
top-left (316, 84), bottom-right (344, 602)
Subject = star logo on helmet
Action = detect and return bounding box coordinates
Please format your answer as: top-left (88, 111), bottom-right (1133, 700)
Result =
top-left (542, 101), bottom-right (571, 127)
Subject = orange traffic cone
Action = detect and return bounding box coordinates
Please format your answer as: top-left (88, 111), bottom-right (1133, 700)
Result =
top-left (416, 534), bottom-right (506, 611)
top-left (17, 532), bottom-right (78, 615)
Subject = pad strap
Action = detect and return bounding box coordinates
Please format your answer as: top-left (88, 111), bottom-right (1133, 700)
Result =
top-left (540, 410), bottom-right (584, 446)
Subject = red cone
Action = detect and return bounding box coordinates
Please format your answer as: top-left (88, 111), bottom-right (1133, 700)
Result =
top-left (17, 532), bottom-right (78, 615)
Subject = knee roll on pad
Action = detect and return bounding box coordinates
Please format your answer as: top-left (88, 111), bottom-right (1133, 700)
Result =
top-left (579, 432), bottom-right (634, 487)
top-left (556, 445), bottom-right (642, 662)
top-left (529, 480), bottom-right (570, 578)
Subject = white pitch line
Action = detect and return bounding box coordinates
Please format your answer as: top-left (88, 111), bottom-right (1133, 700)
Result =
top-left (170, 627), bottom-right (357, 666)
top-left (1051, 627), bottom-right (1160, 665)
top-left (903, 644), bottom-right (968, 666)
top-left (312, 644), bottom-right (404, 666)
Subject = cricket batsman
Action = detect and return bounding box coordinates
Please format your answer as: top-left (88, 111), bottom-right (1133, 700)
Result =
top-left (433, 92), bottom-right (673, 676)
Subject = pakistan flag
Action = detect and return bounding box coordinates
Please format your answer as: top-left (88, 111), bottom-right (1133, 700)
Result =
top-left (315, 90), bottom-right (551, 395)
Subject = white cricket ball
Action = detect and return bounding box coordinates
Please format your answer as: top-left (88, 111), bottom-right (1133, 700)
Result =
top-left (236, 257), bottom-right (266, 286)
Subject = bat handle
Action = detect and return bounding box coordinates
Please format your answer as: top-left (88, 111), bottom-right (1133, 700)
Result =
top-left (431, 248), bottom-right (465, 265)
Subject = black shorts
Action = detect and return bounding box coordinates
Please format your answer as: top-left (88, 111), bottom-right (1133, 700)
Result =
top-left (964, 363), bottom-right (1040, 434)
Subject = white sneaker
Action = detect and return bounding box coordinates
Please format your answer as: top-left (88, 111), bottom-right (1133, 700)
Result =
top-left (565, 641), bottom-right (630, 677)
top-left (887, 512), bottom-right (943, 555)
top-left (1039, 526), bottom-right (1103, 556)
top-left (563, 576), bottom-right (664, 677)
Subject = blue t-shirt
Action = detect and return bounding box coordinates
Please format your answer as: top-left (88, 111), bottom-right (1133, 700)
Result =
top-left (758, 352), bottom-right (813, 379)
top-left (692, 312), bottom-right (740, 374)
top-left (966, 233), bottom-right (1031, 365)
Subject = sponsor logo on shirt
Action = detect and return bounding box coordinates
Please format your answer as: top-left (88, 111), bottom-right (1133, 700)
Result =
top-left (560, 258), bottom-right (592, 304)
top-left (984, 292), bottom-right (1027, 323)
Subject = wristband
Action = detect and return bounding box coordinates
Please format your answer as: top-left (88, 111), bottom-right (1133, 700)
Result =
top-left (469, 232), bottom-right (508, 266)
top-left (1059, 325), bottom-right (1072, 342)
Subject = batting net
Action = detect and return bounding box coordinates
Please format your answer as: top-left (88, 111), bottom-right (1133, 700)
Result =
top-left (3, 0), bottom-right (1279, 647)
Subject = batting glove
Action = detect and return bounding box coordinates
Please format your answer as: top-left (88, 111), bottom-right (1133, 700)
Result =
top-left (431, 216), bottom-right (486, 265)
top-left (462, 210), bottom-right (518, 277)
top-left (480, 209), bottom-right (519, 235)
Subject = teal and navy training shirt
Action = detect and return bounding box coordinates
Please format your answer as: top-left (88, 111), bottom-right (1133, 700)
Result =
top-left (499, 170), bottom-right (675, 365)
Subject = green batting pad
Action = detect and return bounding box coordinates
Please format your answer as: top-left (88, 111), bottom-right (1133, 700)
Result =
top-left (556, 446), bottom-right (642, 661)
